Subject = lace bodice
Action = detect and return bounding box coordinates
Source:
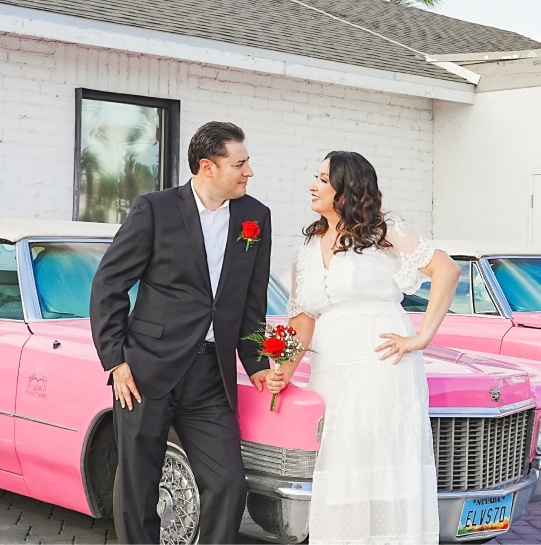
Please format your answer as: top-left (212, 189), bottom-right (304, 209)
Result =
top-left (287, 214), bottom-right (435, 319)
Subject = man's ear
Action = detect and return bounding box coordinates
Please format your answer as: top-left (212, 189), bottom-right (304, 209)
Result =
top-left (199, 158), bottom-right (215, 177)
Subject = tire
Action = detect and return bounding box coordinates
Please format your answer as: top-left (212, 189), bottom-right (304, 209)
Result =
top-left (113, 441), bottom-right (200, 545)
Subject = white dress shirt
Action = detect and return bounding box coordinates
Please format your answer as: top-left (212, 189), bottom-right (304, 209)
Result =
top-left (191, 180), bottom-right (230, 342)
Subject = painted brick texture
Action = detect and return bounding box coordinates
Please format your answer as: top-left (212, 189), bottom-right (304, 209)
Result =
top-left (0, 34), bottom-right (434, 275)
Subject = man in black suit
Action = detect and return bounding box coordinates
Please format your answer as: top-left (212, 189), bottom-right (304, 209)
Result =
top-left (89, 121), bottom-right (271, 544)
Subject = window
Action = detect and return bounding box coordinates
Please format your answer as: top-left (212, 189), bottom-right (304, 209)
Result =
top-left (74, 90), bottom-right (180, 223)
top-left (30, 241), bottom-right (138, 319)
top-left (472, 264), bottom-right (498, 315)
top-left (448, 260), bottom-right (472, 314)
top-left (489, 257), bottom-right (541, 312)
top-left (402, 259), bottom-right (499, 316)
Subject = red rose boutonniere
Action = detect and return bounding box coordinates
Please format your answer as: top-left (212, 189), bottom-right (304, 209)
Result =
top-left (238, 220), bottom-right (260, 251)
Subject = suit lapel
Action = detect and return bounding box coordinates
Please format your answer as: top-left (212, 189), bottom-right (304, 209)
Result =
top-left (215, 197), bottom-right (247, 301)
top-left (176, 184), bottom-right (212, 294)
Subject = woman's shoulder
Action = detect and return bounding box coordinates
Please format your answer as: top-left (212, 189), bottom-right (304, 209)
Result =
top-left (295, 236), bottom-right (318, 256)
top-left (383, 210), bottom-right (406, 227)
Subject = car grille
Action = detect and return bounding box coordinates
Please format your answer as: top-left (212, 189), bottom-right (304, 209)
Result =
top-left (242, 410), bottom-right (534, 488)
top-left (241, 441), bottom-right (317, 479)
top-left (432, 409), bottom-right (534, 491)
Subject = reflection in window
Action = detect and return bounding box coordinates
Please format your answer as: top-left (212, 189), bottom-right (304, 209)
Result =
top-left (448, 261), bottom-right (472, 314)
top-left (472, 265), bottom-right (498, 315)
top-left (267, 274), bottom-right (289, 315)
top-left (489, 257), bottom-right (541, 312)
top-left (74, 90), bottom-right (179, 223)
top-left (402, 260), bottom-right (474, 315)
top-left (31, 242), bottom-right (110, 318)
top-left (30, 242), bottom-right (137, 319)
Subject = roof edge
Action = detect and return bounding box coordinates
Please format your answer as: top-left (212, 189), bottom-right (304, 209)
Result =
top-left (0, 5), bottom-right (475, 104)
top-left (427, 49), bottom-right (541, 63)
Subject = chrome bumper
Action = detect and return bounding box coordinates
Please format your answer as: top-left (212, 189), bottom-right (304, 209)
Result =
top-left (240, 473), bottom-right (311, 543)
top-left (438, 467), bottom-right (539, 543)
top-left (240, 464), bottom-right (540, 544)
top-left (531, 457), bottom-right (541, 501)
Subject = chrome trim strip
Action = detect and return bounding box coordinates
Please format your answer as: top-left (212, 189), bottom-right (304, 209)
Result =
top-left (246, 472), bottom-right (312, 499)
top-left (437, 469), bottom-right (539, 501)
top-left (430, 399), bottom-right (536, 418)
top-left (276, 483), bottom-right (312, 500)
top-left (17, 239), bottom-right (41, 321)
top-left (0, 409), bottom-right (77, 431)
top-left (471, 261), bottom-right (502, 317)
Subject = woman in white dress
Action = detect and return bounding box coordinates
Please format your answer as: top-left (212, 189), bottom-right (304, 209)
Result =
top-left (267, 151), bottom-right (460, 545)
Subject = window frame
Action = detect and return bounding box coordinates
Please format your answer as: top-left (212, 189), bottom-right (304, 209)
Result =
top-left (73, 88), bottom-right (180, 221)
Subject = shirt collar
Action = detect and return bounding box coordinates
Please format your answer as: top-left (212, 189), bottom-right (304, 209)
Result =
top-left (191, 179), bottom-right (229, 214)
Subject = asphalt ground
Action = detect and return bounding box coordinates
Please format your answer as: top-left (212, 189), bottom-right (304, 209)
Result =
top-left (1, 488), bottom-right (540, 544)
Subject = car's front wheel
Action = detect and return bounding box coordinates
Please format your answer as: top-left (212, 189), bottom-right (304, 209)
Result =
top-left (159, 441), bottom-right (200, 544)
top-left (113, 440), bottom-right (200, 545)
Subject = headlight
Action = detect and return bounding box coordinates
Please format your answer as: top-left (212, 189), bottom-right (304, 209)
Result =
top-left (537, 423), bottom-right (541, 454)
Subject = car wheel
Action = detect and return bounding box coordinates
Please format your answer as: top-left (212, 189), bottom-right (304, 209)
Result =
top-left (113, 440), bottom-right (200, 545)
top-left (159, 441), bottom-right (200, 544)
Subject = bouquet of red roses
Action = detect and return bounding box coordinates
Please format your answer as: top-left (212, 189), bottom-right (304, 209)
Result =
top-left (243, 323), bottom-right (310, 411)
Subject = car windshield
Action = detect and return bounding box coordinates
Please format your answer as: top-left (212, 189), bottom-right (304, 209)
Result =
top-left (29, 241), bottom-right (289, 319)
top-left (489, 257), bottom-right (541, 312)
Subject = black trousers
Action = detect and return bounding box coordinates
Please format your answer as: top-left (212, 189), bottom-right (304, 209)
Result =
top-left (113, 352), bottom-right (247, 544)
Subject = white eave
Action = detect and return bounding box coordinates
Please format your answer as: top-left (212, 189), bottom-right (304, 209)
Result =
top-left (0, 4), bottom-right (475, 104)
top-left (426, 49), bottom-right (541, 64)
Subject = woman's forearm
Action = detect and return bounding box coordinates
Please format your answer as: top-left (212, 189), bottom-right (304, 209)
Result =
top-left (417, 250), bottom-right (461, 347)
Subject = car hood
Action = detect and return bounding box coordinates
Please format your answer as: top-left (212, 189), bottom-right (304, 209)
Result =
top-left (453, 347), bottom-right (541, 407)
top-left (512, 311), bottom-right (541, 328)
top-left (423, 344), bottom-right (534, 410)
top-left (32, 319), bottom-right (535, 411)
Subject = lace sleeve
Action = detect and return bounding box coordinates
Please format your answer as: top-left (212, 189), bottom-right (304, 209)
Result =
top-left (286, 242), bottom-right (319, 319)
top-left (385, 213), bottom-right (435, 294)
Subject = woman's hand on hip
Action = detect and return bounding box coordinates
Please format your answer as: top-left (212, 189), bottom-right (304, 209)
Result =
top-left (375, 333), bottom-right (430, 365)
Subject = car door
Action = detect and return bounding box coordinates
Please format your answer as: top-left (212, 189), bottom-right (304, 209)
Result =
top-left (405, 259), bottom-right (513, 353)
top-left (0, 243), bottom-right (29, 475)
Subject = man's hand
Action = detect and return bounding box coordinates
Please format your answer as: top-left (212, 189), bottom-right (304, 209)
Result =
top-left (112, 362), bottom-right (142, 410)
top-left (249, 369), bottom-right (271, 392)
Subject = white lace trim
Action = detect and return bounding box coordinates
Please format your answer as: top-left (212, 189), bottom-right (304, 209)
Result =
top-left (393, 238), bottom-right (435, 294)
top-left (287, 241), bottom-right (319, 319)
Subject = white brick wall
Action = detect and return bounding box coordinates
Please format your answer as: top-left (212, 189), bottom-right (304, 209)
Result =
top-left (0, 34), bottom-right (434, 276)
top-left (433, 87), bottom-right (541, 246)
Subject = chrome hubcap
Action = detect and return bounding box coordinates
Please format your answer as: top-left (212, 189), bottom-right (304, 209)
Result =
top-left (159, 442), bottom-right (200, 545)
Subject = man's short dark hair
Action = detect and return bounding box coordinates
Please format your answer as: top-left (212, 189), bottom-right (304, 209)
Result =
top-left (188, 121), bottom-right (246, 174)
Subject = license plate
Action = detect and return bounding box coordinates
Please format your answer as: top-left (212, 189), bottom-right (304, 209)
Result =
top-left (456, 493), bottom-right (514, 537)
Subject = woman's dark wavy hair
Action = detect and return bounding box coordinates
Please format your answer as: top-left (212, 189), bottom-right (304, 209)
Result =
top-left (304, 151), bottom-right (391, 253)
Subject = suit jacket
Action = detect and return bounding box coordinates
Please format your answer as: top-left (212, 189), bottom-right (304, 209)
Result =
top-left (89, 183), bottom-right (271, 410)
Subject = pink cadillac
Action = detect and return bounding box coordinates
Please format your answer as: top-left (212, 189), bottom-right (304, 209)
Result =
top-left (0, 220), bottom-right (540, 544)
